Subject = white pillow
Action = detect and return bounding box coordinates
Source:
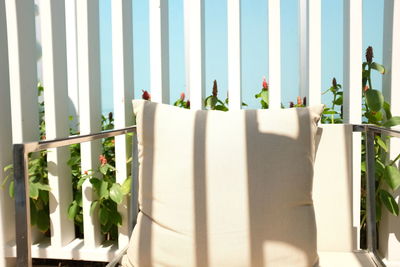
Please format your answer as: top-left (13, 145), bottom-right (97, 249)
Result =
top-left (122, 100), bottom-right (324, 267)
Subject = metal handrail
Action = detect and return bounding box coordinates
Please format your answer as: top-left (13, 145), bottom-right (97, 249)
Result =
top-left (13, 126), bottom-right (136, 267)
top-left (14, 124), bottom-right (399, 266)
top-left (352, 124), bottom-right (400, 267)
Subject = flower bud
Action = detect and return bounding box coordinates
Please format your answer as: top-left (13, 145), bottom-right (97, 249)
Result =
top-left (297, 96), bottom-right (302, 105)
top-left (303, 96), bottom-right (307, 106)
top-left (212, 80), bottom-right (218, 97)
top-left (108, 112), bottom-right (113, 122)
top-left (332, 78), bottom-right (337, 87)
top-left (142, 90), bottom-right (151, 101)
top-left (186, 100), bottom-right (190, 108)
top-left (180, 92), bottom-right (185, 101)
top-left (99, 155), bottom-right (107, 166)
top-left (289, 101), bottom-right (294, 108)
top-left (366, 46), bottom-right (373, 64)
top-left (262, 77), bottom-right (268, 91)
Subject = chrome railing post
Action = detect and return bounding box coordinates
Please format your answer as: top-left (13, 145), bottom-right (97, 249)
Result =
top-left (365, 127), bottom-right (378, 252)
top-left (13, 144), bottom-right (32, 267)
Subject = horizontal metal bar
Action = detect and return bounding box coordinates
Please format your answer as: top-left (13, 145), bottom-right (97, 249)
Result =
top-left (353, 124), bottom-right (400, 138)
top-left (20, 126), bottom-right (136, 154)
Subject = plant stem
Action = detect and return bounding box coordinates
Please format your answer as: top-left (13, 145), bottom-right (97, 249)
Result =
top-left (389, 152), bottom-right (400, 166)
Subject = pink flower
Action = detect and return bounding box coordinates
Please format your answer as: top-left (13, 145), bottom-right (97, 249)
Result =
top-left (142, 90), bottom-right (151, 101)
top-left (84, 170), bottom-right (88, 175)
top-left (297, 96), bottom-right (302, 105)
top-left (364, 85), bottom-right (369, 92)
top-left (99, 155), bottom-right (107, 166)
top-left (262, 77), bottom-right (268, 90)
top-left (180, 92), bottom-right (185, 101)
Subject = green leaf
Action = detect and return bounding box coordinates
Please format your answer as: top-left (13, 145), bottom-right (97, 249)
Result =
top-left (29, 182), bottom-right (39, 199)
top-left (100, 164), bottom-right (109, 175)
top-left (3, 164), bottom-right (13, 172)
top-left (36, 209), bottom-right (50, 232)
top-left (383, 101), bottom-right (392, 120)
top-left (36, 183), bottom-right (51, 192)
top-left (110, 184), bottom-right (123, 204)
top-left (90, 200), bottom-right (98, 216)
top-left (90, 178), bottom-right (101, 192)
top-left (375, 136), bottom-right (388, 152)
top-left (261, 90), bottom-right (269, 105)
top-left (371, 62), bottom-right (385, 74)
top-left (384, 166), bottom-right (400, 191)
top-left (99, 181), bottom-right (109, 199)
top-left (121, 177), bottom-right (131, 195)
top-left (379, 189), bottom-right (399, 216)
top-left (333, 96), bottom-right (343, 105)
top-left (383, 116), bottom-right (400, 128)
top-left (68, 201), bottom-right (79, 220)
top-left (8, 180), bottom-right (14, 198)
top-left (98, 207), bottom-right (109, 225)
top-left (365, 89), bottom-right (384, 112)
top-left (30, 200), bottom-right (37, 226)
top-left (110, 210), bottom-right (123, 226)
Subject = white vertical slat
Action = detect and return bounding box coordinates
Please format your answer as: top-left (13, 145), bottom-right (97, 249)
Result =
top-left (65, 0), bottom-right (80, 131)
top-left (299, 0), bottom-right (307, 100)
top-left (268, 0), bottom-right (281, 109)
top-left (76, 0), bottom-right (103, 248)
top-left (343, 0), bottom-right (362, 124)
top-left (149, 0), bottom-right (169, 103)
top-left (5, 0), bottom-right (40, 144)
top-left (299, 0), bottom-right (321, 106)
top-left (380, 0), bottom-right (400, 262)
top-left (343, 0), bottom-right (362, 249)
top-left (183, 0), bottom-right (191, 98)
top-left (185, 0), bottom-right (205, 110)
top-left (227, 0), bottom-right (242, 110)
top-left (111, 0), bottom-right (134, 248)
top-left (0, 1), bottom-right (15, 266)
top-left (40, 0), bottom-right (75, 247)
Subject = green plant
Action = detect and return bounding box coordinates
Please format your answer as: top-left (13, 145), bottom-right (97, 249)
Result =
top-left (204, 80), bottom-right (229, 111)
top-left (1, 83), bottom-right (51, 233)
top-left (173, 92), bottom-right (190, 109)
top-left (321, 78), bottom-right (343, 124)
top-left (255, 77), bottom-right (269, 109)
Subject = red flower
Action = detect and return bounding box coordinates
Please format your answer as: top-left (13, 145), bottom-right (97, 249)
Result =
top-left (364, 85), bottom-right (369, 92)
top-left (99, 155), bottom-right (107, 166)
top-left (84, 170), bottom-right (88, 175)
top-left (142, 90), bottom-right (151, 101)
top-left (262, 77), bottom-right (268, 90)
top-left (180, 92), bottom-right (185, 101)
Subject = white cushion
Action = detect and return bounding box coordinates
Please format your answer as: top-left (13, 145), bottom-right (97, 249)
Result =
top-left (318, 252), bottom-right (376, 267)
top-left (122, 100), bottom-right (324, 267)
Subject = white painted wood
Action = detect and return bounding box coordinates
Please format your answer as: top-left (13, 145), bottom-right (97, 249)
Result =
top-left (149, 0), bottom-right (169, 104)
top-left (227, 0), bottom-right (241, 110)
top-left (183, 0), bottom-right (190, 98)
top-left (76, 0), bottom-right (103, 248)
top-left (299, 0), bottom-right (307, 101)
top-left (65, 0), bottom-right (80, 131)
top-left (343, 0), bottom-right (362, 249)
top-left (185, 0), bottom-right (205, 110)
top-left (4, 238), bottom-right (126, 262)
top-left (5, 0), bottom-right (40, 143)
top-left (111, 0), bottom-right (134, 248)
top-left (299, 0), bottom-right (321, 106)
top-left (268, 0), bottom-right (281, 109)
top-left (0, 2), bottom-right (15, 266)
top-left (380, 0), bottom-right (400, 262)
top-left (40, 0), bottom-right (75, 247)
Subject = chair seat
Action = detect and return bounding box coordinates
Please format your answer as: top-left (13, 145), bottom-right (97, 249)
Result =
top-left (318, 251), bottom-right (376, 267)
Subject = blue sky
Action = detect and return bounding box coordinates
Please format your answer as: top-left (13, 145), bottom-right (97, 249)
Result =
top-left (99, 0), bottom-right (384, 114)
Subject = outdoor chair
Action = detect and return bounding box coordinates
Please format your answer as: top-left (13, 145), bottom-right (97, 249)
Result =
top-left (13, 100), bottom-right (392, 267)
